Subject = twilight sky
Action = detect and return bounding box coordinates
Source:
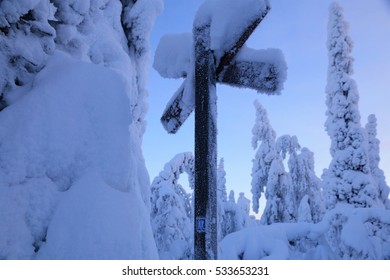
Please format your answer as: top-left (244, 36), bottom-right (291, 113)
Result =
top-left (143, 0), bottom-right (390, 210)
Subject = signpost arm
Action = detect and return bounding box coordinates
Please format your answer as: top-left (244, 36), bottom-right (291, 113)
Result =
top-left (215, 5), bottom-right (270, 77)
top-left (160, 81), bottom-right (192, 134)
top-left (194, 22), bottom-right (218, 260)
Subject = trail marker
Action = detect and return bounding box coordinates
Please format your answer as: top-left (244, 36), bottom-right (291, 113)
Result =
top-left (154, 0), bottom-right (286, 259)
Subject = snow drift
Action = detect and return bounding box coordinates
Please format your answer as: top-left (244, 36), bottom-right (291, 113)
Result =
top-left (220, 205), bottom-right (390, 260)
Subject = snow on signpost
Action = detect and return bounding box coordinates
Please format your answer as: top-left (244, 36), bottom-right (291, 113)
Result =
top-left (153, 0), bottom-right (287, 260)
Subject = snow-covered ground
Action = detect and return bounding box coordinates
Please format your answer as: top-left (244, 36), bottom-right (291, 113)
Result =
top-left (220, 206), bottom-right (390, 260)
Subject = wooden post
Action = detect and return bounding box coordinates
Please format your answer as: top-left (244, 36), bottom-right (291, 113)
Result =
top-left (155, 2), bottom-right (285, 261)
top-left (193, 23), bottom-right (218, 260)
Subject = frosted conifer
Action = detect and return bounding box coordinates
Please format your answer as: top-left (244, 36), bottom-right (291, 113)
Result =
top-left (150, 152), bottom-right (194, 260)
top-left (251, 100), bottom-right (277, 213)
top-left (221, 190), bottom-right (244, 237)
top-left (323, 2), bottom-right (380, 210)
top-left (260, 155), bottom-right (293, 224)
top-left (295, 148), bottom-right (325, 222)
top-left (217, 158), bottom-right (228, 241)
top-left (365, 114), bottom-right (390, 208)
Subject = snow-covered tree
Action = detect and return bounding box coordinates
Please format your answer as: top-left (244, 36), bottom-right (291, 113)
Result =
top-left (251, 100), bottom-right (277, 214)
top-left (237, 192), bottom-right (256, 228)
top-left (277, 135), bottom-right (300, 161)
top-left (276, 135), bottom-right (299, 222)
top-left (323, 2), bottom-right (380, 210)
top-left (251, 103), bottom-right (300, 224)
top-left (260, 154), bottom-right (293, 225)
top-left (295, 148), bottom-right (325, 223)
top-left (0, 0), bottom-right (162, 259)
top-left (273, 135), bottom-right (324, 223)
top-left (278, 134), bottom-right (324, 223)
top-left (217, 158), bottom-right (228, 241)
top-left (120, 0), bottom-right (163, 136)
top-left (365, 114), bottom-right (390, 209)
top-left (50, 0), bottom-right (162, 136)
top-left (150, 152), bottom-right (194, 260)
top-left (221, 190), bottom-right (244, 238)
top-left (0, 0), bottom-right (55, 109)
top-left (216, 159), bottom-right (254, 242)
top-left (237, 192), bottom-right (251, 216)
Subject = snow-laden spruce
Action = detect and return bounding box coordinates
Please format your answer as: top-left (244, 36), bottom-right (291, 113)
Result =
top-left (0, 0), bottom-right (162, 259)
top-left (365, 114), bottom-right (390, 209)
top-left (217, 158), bottom-right (228, 242)
top-left (251, 101), bottom-right (324, 224)
top-left (322, 2), bottom-right (382, 210)
top-left (280, 137), bottom-right (324, 223)
top-left (261, 148), bottom-right (293, 224)
top-left (251, 100), bottom-right (277, 214)
top-left (222, 190), bottom-right (253, 238)
top-left (251, 101), bottom-right (295, 224)
top-left (218, 161), bottom-right (256, 242)
top-left (150, 152), bottom-right (194, 260)
top-left (294, 148), bottom-right (325, 223)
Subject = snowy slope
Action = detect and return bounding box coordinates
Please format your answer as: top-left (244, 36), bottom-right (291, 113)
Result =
top-left (0, 51), bottom-right (157, 259)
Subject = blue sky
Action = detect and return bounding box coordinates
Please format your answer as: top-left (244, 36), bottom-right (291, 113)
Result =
top-left (143, 0), bottom-right (390, 209)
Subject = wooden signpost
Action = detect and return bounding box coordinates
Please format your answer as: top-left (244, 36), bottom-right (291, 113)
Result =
top-left (155, 1), bottom-right (285, 260)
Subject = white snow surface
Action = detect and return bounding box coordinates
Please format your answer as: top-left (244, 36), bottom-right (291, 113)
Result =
top-left (38, 171), bottom-right (156, 259)
top-left (153, 33), bottom-right (193, 79)
top-left (220, 206), bottom-right (390, 260)
top-left (0, 51), bottom-right (157, 259)
top-left (195, 0), bottom-right (269, 59)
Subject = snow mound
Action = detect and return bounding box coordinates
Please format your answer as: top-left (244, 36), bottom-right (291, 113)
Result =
top-left (220, 206), bottom-right (390, 260)
top-left (37, 171), bottom-right (156, 259)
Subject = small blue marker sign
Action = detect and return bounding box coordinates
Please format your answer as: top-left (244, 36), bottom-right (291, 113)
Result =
top-left (196, 217), bottom-right (206, 233)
